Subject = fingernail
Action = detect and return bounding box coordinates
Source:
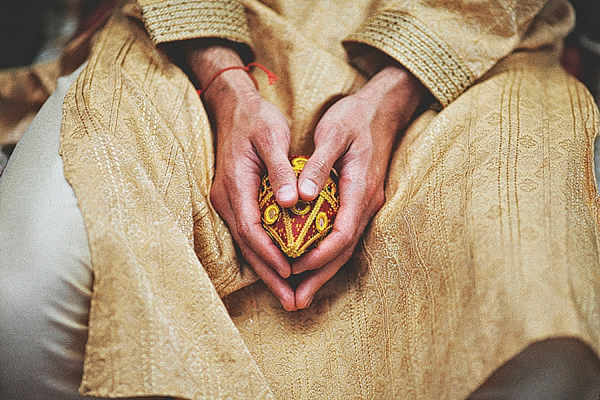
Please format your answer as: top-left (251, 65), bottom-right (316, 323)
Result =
top-left (280, 298), bottom-right (294, 311)
top-left (279, 266), bottom-right (290, 279)
top-left (299, 179), bottom-right (318, 198)
top-left (277, 184), bottom-right (296, 203)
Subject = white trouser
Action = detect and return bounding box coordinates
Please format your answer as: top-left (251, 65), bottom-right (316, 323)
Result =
top-left (0, 64), bottom-right (96, 400)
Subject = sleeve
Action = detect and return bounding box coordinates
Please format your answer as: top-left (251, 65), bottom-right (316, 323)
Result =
top-left (136, 0), bottom-right (253, 48)
top-left (342, 0), bottom-right (574, 106)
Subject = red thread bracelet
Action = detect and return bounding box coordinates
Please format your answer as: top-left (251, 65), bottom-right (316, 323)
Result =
top-left (196, 62), bottom-right (279, 97)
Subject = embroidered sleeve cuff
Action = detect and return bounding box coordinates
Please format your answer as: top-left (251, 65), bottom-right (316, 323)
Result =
top-left (343, 10), bottom-right (474, 106)
top-left (140, 0), bottom-right (253, 47)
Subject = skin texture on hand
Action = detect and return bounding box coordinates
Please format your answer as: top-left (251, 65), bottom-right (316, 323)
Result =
top-left (186, 41), bottom-right (425, 311)
top-left (291, 65), bottom-right (425, 308)
top-left (186, 42), bottom-right (299, 310)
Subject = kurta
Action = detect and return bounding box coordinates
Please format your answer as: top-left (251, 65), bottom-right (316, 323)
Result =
top-left (58, 0), bottom-right (600, 398)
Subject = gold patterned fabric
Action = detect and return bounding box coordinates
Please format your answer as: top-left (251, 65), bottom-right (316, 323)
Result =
top-left (59, 0), bottom-right (600, 398)
top-left (343, 0), bottom-right (565, 106)
top-left (138, 0), bottom-right (253, 46)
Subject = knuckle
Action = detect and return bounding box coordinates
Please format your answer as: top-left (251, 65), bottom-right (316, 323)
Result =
top-left (236, 220), bottom-right (252, 241)
top-left (307, 158), bottom-right (331, 181)
top-left (254, 134), bottom-right (272, 151)
top-left (337, 230), bottom-right (355, 249)
top-left (267, 162), bottom-right (293, 185)
top-left (313, 158), bottom-right (331, 176)
top-left (256, 126), bottom-right (290, 150)
top-left (315, 120), bottom-right (340, 137)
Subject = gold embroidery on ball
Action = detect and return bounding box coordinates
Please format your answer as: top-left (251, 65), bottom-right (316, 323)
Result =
top-left (263, 204), bottom-right (280, 225)
top-left (291, 200), bottom-right (310, 215)
top-left (316, 212), bottom-right (328, 232)
top-left (291, 156), bottom-right (308, 170)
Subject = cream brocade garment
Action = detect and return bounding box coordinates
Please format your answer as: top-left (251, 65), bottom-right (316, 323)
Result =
top-left (59, 0), bottom-right (600, 398)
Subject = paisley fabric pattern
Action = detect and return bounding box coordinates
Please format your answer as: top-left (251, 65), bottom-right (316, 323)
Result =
top-left (58, 0), bottom-right (600, 398)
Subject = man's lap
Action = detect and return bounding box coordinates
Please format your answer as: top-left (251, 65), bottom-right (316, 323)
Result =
top-left (2, 50), bottom-right (600, 398)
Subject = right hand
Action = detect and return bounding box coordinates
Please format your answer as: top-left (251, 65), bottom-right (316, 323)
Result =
top-left (186, 42), bottom-right (299, 310)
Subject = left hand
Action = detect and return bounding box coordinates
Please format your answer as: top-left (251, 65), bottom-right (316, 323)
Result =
top-left (184, 42), bottom-right (299, 310)
top-left (290, 65), bottom-right (426, 309)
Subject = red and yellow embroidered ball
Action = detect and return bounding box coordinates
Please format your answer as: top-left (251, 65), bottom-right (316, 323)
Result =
top-left (259, 156), bottom-right (340, 258)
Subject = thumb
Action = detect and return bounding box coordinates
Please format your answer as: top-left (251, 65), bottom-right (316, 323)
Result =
top-left (261, 144), bottom-right (298, 208)
top-left (298, 132), bottom-right (342, 201)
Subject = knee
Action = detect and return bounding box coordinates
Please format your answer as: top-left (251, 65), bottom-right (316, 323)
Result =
top-left (0, 223), bottom-right (93, 399)
top-left (469, 338), bottom-right (600, 400)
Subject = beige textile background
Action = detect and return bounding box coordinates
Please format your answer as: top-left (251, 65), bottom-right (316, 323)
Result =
top-left (58, 0), bottom-right (600, 398)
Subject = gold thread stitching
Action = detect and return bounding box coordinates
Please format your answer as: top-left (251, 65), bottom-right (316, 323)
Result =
top-left (140, 0), bottom-right (252, 44)
top-left (345, 10), bottom-right (475, 105)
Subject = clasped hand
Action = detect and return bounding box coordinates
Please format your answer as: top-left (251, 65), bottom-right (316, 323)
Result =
top-left (189, 44), bottom-right (424, 311)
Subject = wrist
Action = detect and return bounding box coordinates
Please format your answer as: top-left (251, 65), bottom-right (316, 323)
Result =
top-left (355, 65), bottom-right (426, 133)
top-left (357, 65), bottom-right (425, 108)
top-left (185, 42), bottom-right (260, 119)
top-left (201, 68), bottom-right (260, 113)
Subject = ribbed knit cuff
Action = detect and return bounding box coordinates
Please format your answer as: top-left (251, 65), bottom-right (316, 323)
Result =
top-left (140, 0), bottom-right (253, 46)
top-left (343, 10), bottom-right (474, 106)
